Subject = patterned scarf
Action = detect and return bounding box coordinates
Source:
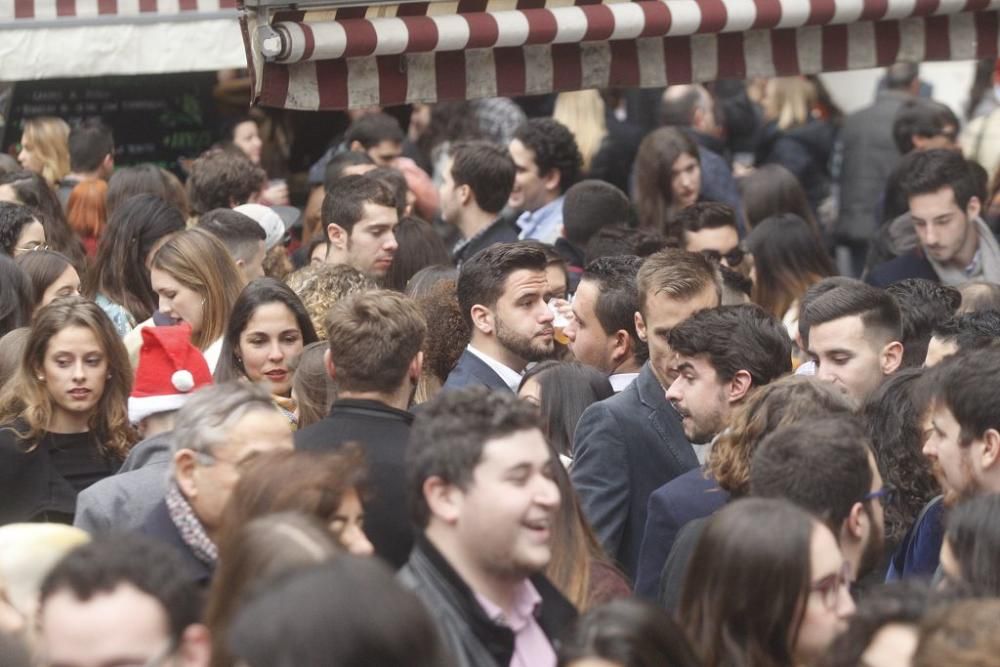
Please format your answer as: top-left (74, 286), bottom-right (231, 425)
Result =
top-left (165, 482), bottom-right (218, 566)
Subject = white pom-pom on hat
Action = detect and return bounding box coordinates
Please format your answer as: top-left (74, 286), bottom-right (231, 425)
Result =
top-left (171, 370), bottom-right (195, 393)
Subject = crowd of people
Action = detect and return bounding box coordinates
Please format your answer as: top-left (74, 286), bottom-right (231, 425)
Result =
top-left (3, 64), bottom-right (1000, 667)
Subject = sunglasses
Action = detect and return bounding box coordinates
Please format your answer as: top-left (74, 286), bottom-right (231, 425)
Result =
top-left (700, 246), bottom-right (745, 267)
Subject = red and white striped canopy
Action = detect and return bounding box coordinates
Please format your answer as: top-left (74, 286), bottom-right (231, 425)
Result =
top-left (2, 0), bottom-right (236, 22)
top-left (242, 0), bottom-right (1000, 110)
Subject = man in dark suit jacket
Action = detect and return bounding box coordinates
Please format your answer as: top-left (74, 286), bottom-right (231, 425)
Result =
top-left (634, 305), bottom-right (793, 598)
top-left (441, 141), bottom-right (520, 266)
top-left (571, 248), bottom-right (720, 581)
top-left (295, 290), bottom-right (426, 568)
top-left (444, 242), bottom-right (555, 393)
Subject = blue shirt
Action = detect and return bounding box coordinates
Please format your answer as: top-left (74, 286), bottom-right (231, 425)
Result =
top-left (517, 197), bottom-right (565, 245)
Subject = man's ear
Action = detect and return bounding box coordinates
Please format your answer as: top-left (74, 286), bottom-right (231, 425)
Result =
top-left (424, 476), bottom-right (462, 525)
top-left (324, 348), bottom-right (337, 381)
top-left (880, 341), bottom-right (904, 376)
top-left (610, 329), bottom-right (632, 365)
top-left (458, 183), bottom-right (473, 207)
top-left (179, 623), bottom-right (212, 667)
top-left (728, 369), bottom-right (753, 404)
top-left (967, 195), bottom-right (982, 222)
top-left (470, 304), bottom-right (495, 336)
top-left (634, 311), bottom-right (648, 343)
top-left (845, 501), bottom-right (867, 541)
top-left (541, 168), bottom-right (562, 194)
top-left (173, 449), bottom-right (199, 501)
top-left (410, 351), bottom-right (424, 383)
top-left (980, 428), bottom-right (1000, 470)
top-left (349, 140), bottom-right (365, 154)
top-left (327, 223), bottom-right (348, 251)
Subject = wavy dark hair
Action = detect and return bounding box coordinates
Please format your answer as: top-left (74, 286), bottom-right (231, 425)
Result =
top-left (944, 493), bottom-right (1000, 596)
top-left (15, 249), bottom-right (76, 312)
top-left (0, 170), bottom-right (85, 267)
top-left (519, 360), bottom-right (613, 458)
top-left (214, 277), bottom-right (319, 390)
top-left (0, 254), bottom-right (33, 338)
top-left (383, 217), bottom-right (451, 293)
top-left (634, 127), bottom-right (700, 236)
top-left (0, 201), bottom-right (40, 256)
top-left (862, 367), bottom-right (941, 547)
top-left (83, 193), bottom-right (186, 323)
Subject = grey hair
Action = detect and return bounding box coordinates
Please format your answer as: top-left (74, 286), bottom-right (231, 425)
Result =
top-left (170, 381), bottom-right (278, 457)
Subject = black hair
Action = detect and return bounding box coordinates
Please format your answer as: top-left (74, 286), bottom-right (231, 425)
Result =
top-left (861, 368), bottom-right (938, 547)
top-left (456, 242), bottom-right (548, 329)
top-left (447, 140), bottom-right (516, 215)
top-left (367, 166), bottom-right (409, 217)
top-left (186, 148), bottom-right (266, 215)
top-left (581, 255), bottom-right (645, 359)
top-left (0, 202), bottom-right (40, 256)
top-left (83, 193), bottom-right (186, 323)
top-left (886, 279), bottom-right (961, 368)
top-left (801, 282), bottom-right (902, 347)
top-left (14, 249), bottom-right (75, 311)
top-left (918, 345), bottom-right (1000, 446)
top-left (0, 254), bottom-right (33, 338)
top-left (562, 180), bottom-right (632, 248)
top-left (897, 148), bottom-right (979, 212)
top-left (668, 304), bottom-right (793, 385)
top-left (933, 310), bottom-right (1000, 351)
top-left (518, 360), bottom-right (613, 457)
top-left (513, 118), bottom-right (583, 195)
top-left (559, 598), bottom-right (702, 667)
top-left (893, 98), bottom-right (959, 154)
top-left (197, 208), bottom-right (267, 266)
top-left (321, 174), bottom-right (397, 235)
top-left (945, 494), bottom-right (1000, 595)
top-left (674, 201), bottom-right (738, 235)
top-left (39, 535), bottom-right (203, 644)
top-left (408, 387), bottom-right (542, 527)
top-left (105, 163), bottom-right (188, 217)
top-left (584, 226), bottom-right (669, 265)
top-left (215, 277), bottom-right (319, 384)
top-left (344, 113), bottom-right (405, 149)
top-left (796, 276), bottom-right (859, 345)
top-left (323, 151), bottom-right (375, 190)
top-left (228, 557), bottom-right (448, 667)
top-left (383, 216), bottom-right (451, 293)
top-left (750, 416), bottom-right (874, 537)
top-left (68, 118), bottom-right (114, 173)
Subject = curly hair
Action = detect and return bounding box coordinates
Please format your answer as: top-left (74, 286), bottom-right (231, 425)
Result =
top-left (285, 263), bottom-right (376, 341)
top-left (186, 147), bottom-right (266, 215)
top-left (710, 375), bottom-right (854, 496)
top-left (513, 118), bottom-right (582, 195)
top-left (0, 202), bottom-right (40, 255)
top-left (861, 370), bottom-right (935, 546)
top-left (414, 278), bottom-right (469, 386)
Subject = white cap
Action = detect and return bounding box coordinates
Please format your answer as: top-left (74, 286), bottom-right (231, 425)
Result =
top-left (235, 203), bottom-right (285, 251)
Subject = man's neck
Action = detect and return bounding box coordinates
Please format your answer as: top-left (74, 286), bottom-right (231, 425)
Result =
top-left (951, 219), bottom-right (981, 269)
top-left (610, 356), bottom-right (642, 376)
top-left (457, 207), bottom-right (499, 241)
top-left (470, 336), bottom-right (527, 374)
top-left (426, 526), bottom-right (522, 614)
top-left (337, 387), bottom-right (411, 411)
top-left (64, 170), bottom-right (100, 183)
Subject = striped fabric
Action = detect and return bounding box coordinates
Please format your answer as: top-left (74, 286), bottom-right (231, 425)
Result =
top-left (242, 0), bottom-right (1000, 110)
top-left (4, 0), bottom-right (236, 21)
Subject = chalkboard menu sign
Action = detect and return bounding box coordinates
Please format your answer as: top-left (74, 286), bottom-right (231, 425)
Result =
top-left (3, 72), bottom-right (222, 176)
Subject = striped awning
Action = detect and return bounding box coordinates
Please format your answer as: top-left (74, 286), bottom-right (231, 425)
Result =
top-left (243, 0), bottom-right (1000, 110)
top-left (2, 0), bottom-right (246, 79)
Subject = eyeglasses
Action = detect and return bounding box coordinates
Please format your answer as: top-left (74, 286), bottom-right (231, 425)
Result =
top-left (863, 485), bottom-right (895, 506)
top-left (809, 560), bottom-right (852, 611)
top-left (194, 450), bottom-right (258, 472)
top-left (700, 246), bottom-right (745, 267)
top-left (16, 241), bottom-right (48, 253)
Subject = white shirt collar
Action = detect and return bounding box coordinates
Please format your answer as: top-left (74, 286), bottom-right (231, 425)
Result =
top-left (465, 345), bottom-right (523, 391)
top-left (609, 372), bottom-right (639, 392)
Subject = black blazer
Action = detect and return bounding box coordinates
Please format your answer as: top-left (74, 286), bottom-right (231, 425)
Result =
top-left (634, 467), bottom-right (729, 599)
top-left (452, 217), bottom-right (520, 266)
top-left (867, 251), bottom-right (941, 288)
top-left (295, 398), bottom-right (415, 568)
top-left (138, 499), bottom-right (213, 586)
top-left (570, 362), bottom-right (699, 582)
top-left (442, 349), bottom-right (513, 393)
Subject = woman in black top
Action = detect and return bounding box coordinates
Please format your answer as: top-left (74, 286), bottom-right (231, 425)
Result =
top-left (0, 296), bottom-right (136, 524)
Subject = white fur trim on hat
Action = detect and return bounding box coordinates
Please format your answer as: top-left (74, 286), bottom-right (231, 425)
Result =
top-left (128, 393), bottom-right (191, 425)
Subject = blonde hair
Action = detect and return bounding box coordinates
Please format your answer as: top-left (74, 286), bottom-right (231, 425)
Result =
top-left (150, 227), bottom-right (245, 350)
top-left (0, 297), bottom-right (137, 460)
top-left (763, 77), bottom-right (817, 130)
top-left (553, 90), bottom-right (608, 173)
top-left (21, 117), bottom-right (70, 186)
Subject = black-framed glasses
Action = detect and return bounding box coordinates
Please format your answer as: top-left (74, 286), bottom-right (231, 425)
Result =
top-left (863, 485), bottom-right (895, 506)
top-left (700, 246), bottom-right (745, 267)
top-left (810, 560), bottom-right (852, 611)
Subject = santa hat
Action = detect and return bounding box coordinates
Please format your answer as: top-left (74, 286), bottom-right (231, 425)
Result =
top-left (128, 324), bottom-right (213, 424)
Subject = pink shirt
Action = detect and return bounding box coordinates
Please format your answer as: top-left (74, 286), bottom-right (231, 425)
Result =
top-left (475, 581), bottom-right (557, 667)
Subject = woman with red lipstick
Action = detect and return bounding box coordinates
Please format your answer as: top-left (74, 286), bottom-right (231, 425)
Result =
top-left (0, 297), bottom-right (136, 524)
top-left (215, 278), bottom-right (318, 425)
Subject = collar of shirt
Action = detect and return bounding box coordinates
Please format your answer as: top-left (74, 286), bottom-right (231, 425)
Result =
top-left (474, 579), bottom-right (543, 632)
top-left (517, 196), bottom-right (564, 244)
top-left (466, 344), bottom-right (523, 391)
top-left (965, 247), bottom-right (983, 277)
top-left (609, 372), bottom-right (639, 392)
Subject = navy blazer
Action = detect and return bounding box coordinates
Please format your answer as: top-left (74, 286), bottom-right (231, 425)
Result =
top-left (138, 500), bottom-right (212, 586)
top-left (571, 362), bottom-right (699, 582)
top-left (442, 349), bottom-right (512, 393)
top-left (634, 467), bottom-right (729, 599)
top-left (867, 251), bottom-right (940, 288)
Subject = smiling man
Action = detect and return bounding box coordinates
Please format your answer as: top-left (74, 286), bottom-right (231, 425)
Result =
top-left (400, 388), bottom-right (575, 667)
top-left (323, 174), bottom-right (399, 280)
top-left (869, 149), bottom-right (1000, 287)
top-left (445, 243), bottom-right (555, 393)
top-left (803, 281), bottom-right (904, 404)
